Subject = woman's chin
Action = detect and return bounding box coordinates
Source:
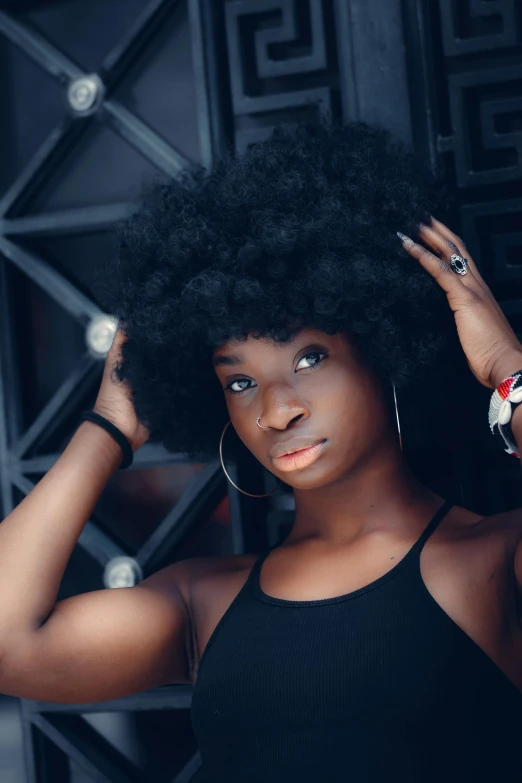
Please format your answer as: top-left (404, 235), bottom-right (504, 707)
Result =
top-left (272, 460), bottom-right (341, 491)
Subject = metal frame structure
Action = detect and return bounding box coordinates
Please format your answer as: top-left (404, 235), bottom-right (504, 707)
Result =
top-left (0, 2), bottom-right (237, 779)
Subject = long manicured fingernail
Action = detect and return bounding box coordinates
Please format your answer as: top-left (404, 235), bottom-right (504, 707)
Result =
top-left (397, 231), bottom-right (413, 246)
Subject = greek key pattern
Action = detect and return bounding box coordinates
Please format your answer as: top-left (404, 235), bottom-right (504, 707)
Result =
top-left (417, 0), bottom-right (522, 301)
top-left (225, 0), bottom-right (336, 153)
top-left (439, 0), bottom-right (518, 55)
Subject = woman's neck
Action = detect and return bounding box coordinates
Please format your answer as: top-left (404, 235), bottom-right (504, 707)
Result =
top-left (288, 445), bottom-right (442, 548)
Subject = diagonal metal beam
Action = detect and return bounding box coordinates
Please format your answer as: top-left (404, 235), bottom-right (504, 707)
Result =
top-left (171, 751), bottom-right (203, 783)
top-left (102, 100), bottom-right (191, 179)
top-left (0, 258), bottom-right (15, 516)
top-left (12, 353), bottom-right (98, 459)
top-left (77, 521), bottom-right (127, 566)
top-left (0, 237), bottom-right (102, 324)
top-left (2, 203), bottom-right (134, 237)
top-left (31, 713), bottom-right (139, 783)
top-left (11, 470), bottom-right (126, 566)
top-left (0, 11), bottom-right (82, 83)
top-left (0, 119), bottom-right (80, 219)
top-left (101, 0), bottom-right (181, 86)
top-left (136, 460), bottom-right (223, 572)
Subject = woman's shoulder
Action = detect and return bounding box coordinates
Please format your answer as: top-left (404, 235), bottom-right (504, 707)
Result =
top-left (173, 553), bottom-right (259, 681)
top-left (482, 506), bottom-right (522, 591)
top-left (174, 552), bottom-right (258, 612)
top-left (442, 502), bottom-right (521, 542)
top-left (176, 551), bottom-right (257, 577)
top-left (461, 504), bottom-right (522, 546)
top-left (446, 503), bottom-right (522, 597)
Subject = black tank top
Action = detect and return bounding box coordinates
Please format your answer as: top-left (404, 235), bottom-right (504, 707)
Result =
top-left (190, 500), bottom-right (522, 782)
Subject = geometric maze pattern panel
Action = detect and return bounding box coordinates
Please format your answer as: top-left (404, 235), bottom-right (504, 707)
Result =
top-left (404, 0), bottom-right (522, 514)
top-left (411, 0), bottom-right (522, 313)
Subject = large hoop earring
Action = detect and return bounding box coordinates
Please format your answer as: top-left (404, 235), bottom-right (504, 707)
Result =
top-left (219, 420), bottom-right (282, 498)
top-left (392, 382), bottom-right (403, 452)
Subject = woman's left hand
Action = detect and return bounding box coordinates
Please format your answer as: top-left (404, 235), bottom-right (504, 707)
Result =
top-left (398, 217), bottom-right (522, 390)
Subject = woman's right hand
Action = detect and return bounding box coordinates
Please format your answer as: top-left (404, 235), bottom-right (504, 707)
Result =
top-left (92, 326), bottom-right (150, 453)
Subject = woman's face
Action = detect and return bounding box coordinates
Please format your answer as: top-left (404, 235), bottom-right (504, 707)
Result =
top-left (213, 328), bottom-right (395, 490)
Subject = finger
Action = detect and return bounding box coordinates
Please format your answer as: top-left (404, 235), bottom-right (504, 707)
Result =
top-left (397, 232), bottom-right (474, 300)
top-left (421, 220), bottom-right (493, 296)
top-left (418, 223), bottom-right (483, 284)
top-left (427, 217), bottom-right (482, 279)
top-left (428, 216), bottom-right (467, 250)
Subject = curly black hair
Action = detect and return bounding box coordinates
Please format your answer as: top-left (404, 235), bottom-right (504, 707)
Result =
top-left (94, 115), bottom-right (471, 462)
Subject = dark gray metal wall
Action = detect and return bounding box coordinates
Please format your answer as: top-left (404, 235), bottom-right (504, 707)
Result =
top-left (0, 1), bottom-right (520, 780)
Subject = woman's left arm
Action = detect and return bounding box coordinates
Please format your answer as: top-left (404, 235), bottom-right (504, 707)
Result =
top-left (398, 217), bottom-right (522, 584)
top-left (398, 217), bottom-right (522, 395)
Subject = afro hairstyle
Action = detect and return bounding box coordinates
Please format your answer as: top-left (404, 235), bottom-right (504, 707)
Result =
top-left (94, 114), bottom-right (471, 462)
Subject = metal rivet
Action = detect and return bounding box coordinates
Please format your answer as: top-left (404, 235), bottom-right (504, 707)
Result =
top-left (86, 314), bottom-right (119, 359)
top-left (67, 74), bottom-right (104, 113)
top-left (104, 557), bottom-right (143, 589)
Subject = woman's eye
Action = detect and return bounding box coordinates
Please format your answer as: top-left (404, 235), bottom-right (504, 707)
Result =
top-left (296, 351), bottom-right (326, 370)
top-left (225, 352), bottom-right (326, 394)
top-left (228, 378), bottom-right (254, 393)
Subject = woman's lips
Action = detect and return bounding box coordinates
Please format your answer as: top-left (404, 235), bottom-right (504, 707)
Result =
top-left (269, 437), bottom-right (326, 459)
top-left (270, 440), bottom-right (327, 471)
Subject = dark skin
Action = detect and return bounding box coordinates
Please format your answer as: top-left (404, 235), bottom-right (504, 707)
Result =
top-left (201, 217), bottom-right (522, 693)
top-left (213, 328), bottom-right (446, 551)
top-left (0, 218), bottom-right (520, 705)
top-left (200, 313), bottom-right (522, 694)
top-left (212, 215), bottom-right (522, 565)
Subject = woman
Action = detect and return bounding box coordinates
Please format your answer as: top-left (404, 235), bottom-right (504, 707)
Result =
top-left (0, 117), bottom-right (520, 782)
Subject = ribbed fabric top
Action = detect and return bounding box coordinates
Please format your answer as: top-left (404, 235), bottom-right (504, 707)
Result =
top-left (190, 500), bottom-right (522, 782)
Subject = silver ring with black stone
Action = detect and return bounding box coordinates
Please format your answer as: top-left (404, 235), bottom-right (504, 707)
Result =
top-left (450, 253), bottom-right (468, 275)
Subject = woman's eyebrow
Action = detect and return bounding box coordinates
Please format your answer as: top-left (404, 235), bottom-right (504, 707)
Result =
top-left (212, 354), bottom-right (243, 367)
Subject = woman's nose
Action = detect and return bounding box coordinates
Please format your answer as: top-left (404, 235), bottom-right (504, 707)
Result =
top-left (259, 388), bottom-right (310, 431)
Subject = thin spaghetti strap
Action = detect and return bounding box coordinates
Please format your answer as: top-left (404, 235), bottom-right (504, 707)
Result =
top-left (247, 543), bottom-right (276, 582)
top-left (415, 498), bottom-right (454, 551)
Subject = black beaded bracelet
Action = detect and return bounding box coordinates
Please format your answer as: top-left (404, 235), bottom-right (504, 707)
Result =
top-left (80, 410), bottom-right (134, 469)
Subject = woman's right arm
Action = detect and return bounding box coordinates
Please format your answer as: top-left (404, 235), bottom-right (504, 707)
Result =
top-left (0, 329), bottom-right (193, 703)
